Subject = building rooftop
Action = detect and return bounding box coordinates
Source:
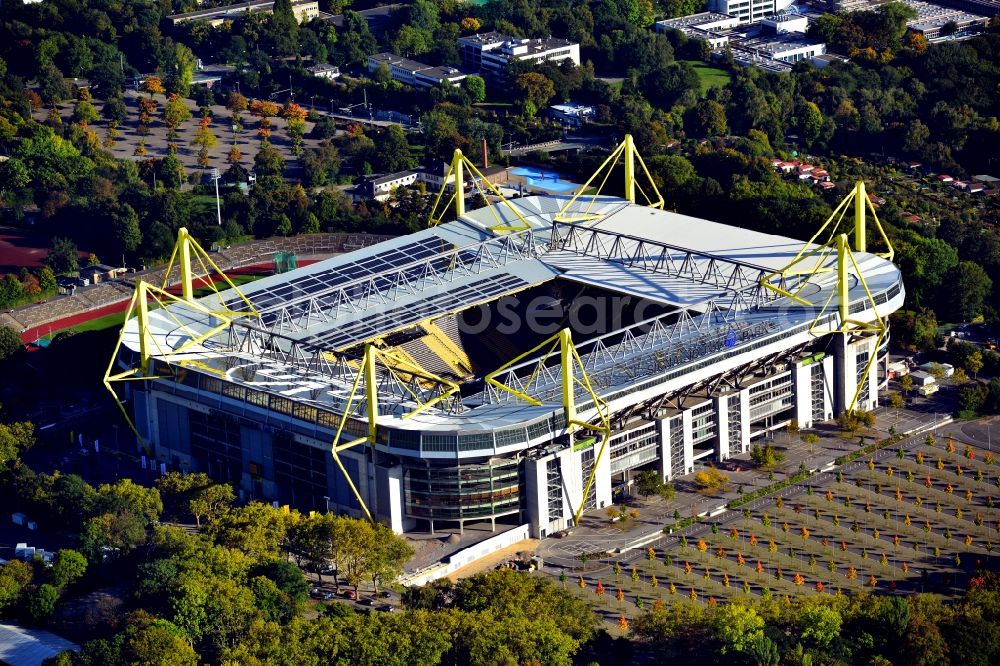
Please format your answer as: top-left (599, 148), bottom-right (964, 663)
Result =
top-left (458, 32), bottom-right (578, 55)
top-left (369, 53), bottom-right (465, 79)
top-left (656, 12), bottom-right (738, 29)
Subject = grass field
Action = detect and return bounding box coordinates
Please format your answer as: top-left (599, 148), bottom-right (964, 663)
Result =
top-left (683, 61), bottom-right (732, 95)
top-left (57, 274), bottom-right (264, 336)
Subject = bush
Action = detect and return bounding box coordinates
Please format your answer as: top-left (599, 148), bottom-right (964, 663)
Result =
top-left (750, 443), bottom-right (785, 467)
top-left (694, 467), bottom-right (730, 491)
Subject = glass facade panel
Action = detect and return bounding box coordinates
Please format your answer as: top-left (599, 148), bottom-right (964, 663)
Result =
top-left (404, 460), bottom-right (521, 521)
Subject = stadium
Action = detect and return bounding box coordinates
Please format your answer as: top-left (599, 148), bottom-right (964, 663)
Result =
top-left (108, 138), bottom-right (904, 538)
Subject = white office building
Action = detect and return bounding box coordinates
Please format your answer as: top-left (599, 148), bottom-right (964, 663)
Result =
top-left (367, 53), bottom-right (468, 90)
top-left (457, 32), bottom-right (581, 80)
top-left (707, 0), bottom-right (794, 24)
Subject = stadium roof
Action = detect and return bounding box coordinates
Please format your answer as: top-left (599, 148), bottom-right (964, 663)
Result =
top-left (124, 194), bottom-right (903, 434)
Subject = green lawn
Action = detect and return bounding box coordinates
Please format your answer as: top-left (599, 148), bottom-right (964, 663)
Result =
top-left (65, 310), bottom-right (132, 334)
top-left (683, 61), bottom-right (732, 95)
top-left (57, 274), bottom-right (264, 336)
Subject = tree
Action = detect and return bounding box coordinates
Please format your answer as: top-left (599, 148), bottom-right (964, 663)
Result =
top-left (112, 204), bottom-right (142, 256)
top-left (903, 119), bottom-right (931, 154)
top-left (462, 75), bottom-right (487, 103)
top-left (799, 603), bottom-right (843, 647)
top-left (38, 64), bottom-right (70, 105)
top-left (46, 237), bottom-right (79, 274)
top-left (634, 469), bottom-right (669, 499)
top-left (301, 141), bottom-right (341, 187)
top-left (374, 125), bottom-right (413, 173)
top-left (281, 102), bottom-right (308, 155)
top-left (800, 101), bottom-right (824, 146)
top-left (514, 73), bottom-right (556, 111)
top-left (165, 43), bottom-right (198, 97)
top-left (750, 443), bottom-right (786, 467)
top-left (0, 560), bottom-right (32, 612)
top-left (192, 117), bottom-right (218, 168)
top-left (227, 92), bottom-right (248, 125)
top-left (159, 153), bottom-right (186, 189)
top-left (966, 351), bottom-right (984, 379)
top-left (27, 583), bottom-right (59, 622)
top-left (271, 0), bottom-right (300, 56)
top-left (163, 95), bottom-right (192, 143)
top-left (690, 99), bottom-right (728, 137)
top-left (255, 142), bottom-right (286, 178)
top-left (0, 327), bottom-right (22, 361)
top-left (189, 483), bottom-right (235, 528)
top-left (714, 601), bottom-right (765, 654)
top-left (0, 421), bottom-right (35, 470)
top-left (694, 467), bottom-right (730, 492)
top-left (121, 614), bottom-right (199, 665)
top-left (50, 549), bottom-right (88, 589)
top-left (142, 76), bottom-right (165, 99)
top-left (205, 502), bottom-right (290, 562)
top-left (945, 261), bottom-right (992, 322)
top-left (889, 392), bottom-right (905, 408)
top-left (72, 98), bottom-right (100, 126)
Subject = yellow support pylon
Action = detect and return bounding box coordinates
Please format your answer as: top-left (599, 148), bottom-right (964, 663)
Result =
top-left (160, 226), bottom-right (259, 316)
top-left (554, 134), bottom-right (664, 223)
top-left (762, 228), bottom-right (888, 414)
top-left (103, 227), bottom-right (261, 446)
top-left (484, 328), bottom-right (610, 525)
top-left (328, 344), bottom-right (462, 522)
top-left (428, 149), bottom-right (532, 232)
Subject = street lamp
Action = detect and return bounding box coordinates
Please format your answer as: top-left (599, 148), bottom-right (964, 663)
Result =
top-left (211, 168), bottom-right (222, 226)
top-left (323, 495), bottom-right (330, 513)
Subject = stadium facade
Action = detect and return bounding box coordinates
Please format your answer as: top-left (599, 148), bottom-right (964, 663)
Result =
top-left (112, 162), bottom-right (903, 539)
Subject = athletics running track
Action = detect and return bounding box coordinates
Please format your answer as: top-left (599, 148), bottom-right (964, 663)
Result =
top-left (19, 260), bottom-right (320, 344)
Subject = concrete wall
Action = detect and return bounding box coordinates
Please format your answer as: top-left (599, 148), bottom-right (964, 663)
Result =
top-left (401, 524), bottom-right (532, 587)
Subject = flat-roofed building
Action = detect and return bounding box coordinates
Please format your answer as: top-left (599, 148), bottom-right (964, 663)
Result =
top-left (367, 53), bottom-right (468, 89)
top-left (899, 0), bottom-right (989, 41)
top-left (707, 0), bottom-right (793, 25)
top-left (306, 64), bottom-right (341, 80)
top-left (457, 32), bottom-right (580, 80)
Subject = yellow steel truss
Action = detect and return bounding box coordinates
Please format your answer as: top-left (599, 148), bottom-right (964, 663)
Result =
top-left (160, 226), bottom-right (260, 315)
top-left (554, 134), bottom-right (664, 223)
top-left (103, 228), bottom-right (260, 445)
top-left (761, 229), bottom-right (888, 413)
top-left (758, 181), bottom-right (895, 414)
top-left (484, 328), bottom-right (611, 525)
top-left (428, 148), bottom-right (532, 232)
top-left (329, 343), bottom-right (461, 522)
top-left (760, 182), bottom-right (893, 298)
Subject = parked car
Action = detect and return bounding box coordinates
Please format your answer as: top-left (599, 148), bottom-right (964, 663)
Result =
top-left (343, 589), bottom-right (357, 600)
top-left (322, 591), bottom-right (335, 601)
top-left (310, 587), bottom-right (323, 599)
top-left (379, 590), bottom-right (392, 598)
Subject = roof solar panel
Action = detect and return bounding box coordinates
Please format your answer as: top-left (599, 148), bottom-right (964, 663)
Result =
top-left (222, 238), bottom-right (453, 315)
top-left (299, 274), bottom-right (530, 352)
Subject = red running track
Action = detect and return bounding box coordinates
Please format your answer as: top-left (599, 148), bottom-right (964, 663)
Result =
top-left (19, 260), bottom-right (319, 344)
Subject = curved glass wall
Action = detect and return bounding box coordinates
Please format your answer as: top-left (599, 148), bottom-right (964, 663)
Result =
top-left (404, 459), bottom-right (521, 522)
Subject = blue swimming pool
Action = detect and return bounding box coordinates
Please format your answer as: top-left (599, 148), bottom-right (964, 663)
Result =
top-left (510, 167), bottom-right (580, 193)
